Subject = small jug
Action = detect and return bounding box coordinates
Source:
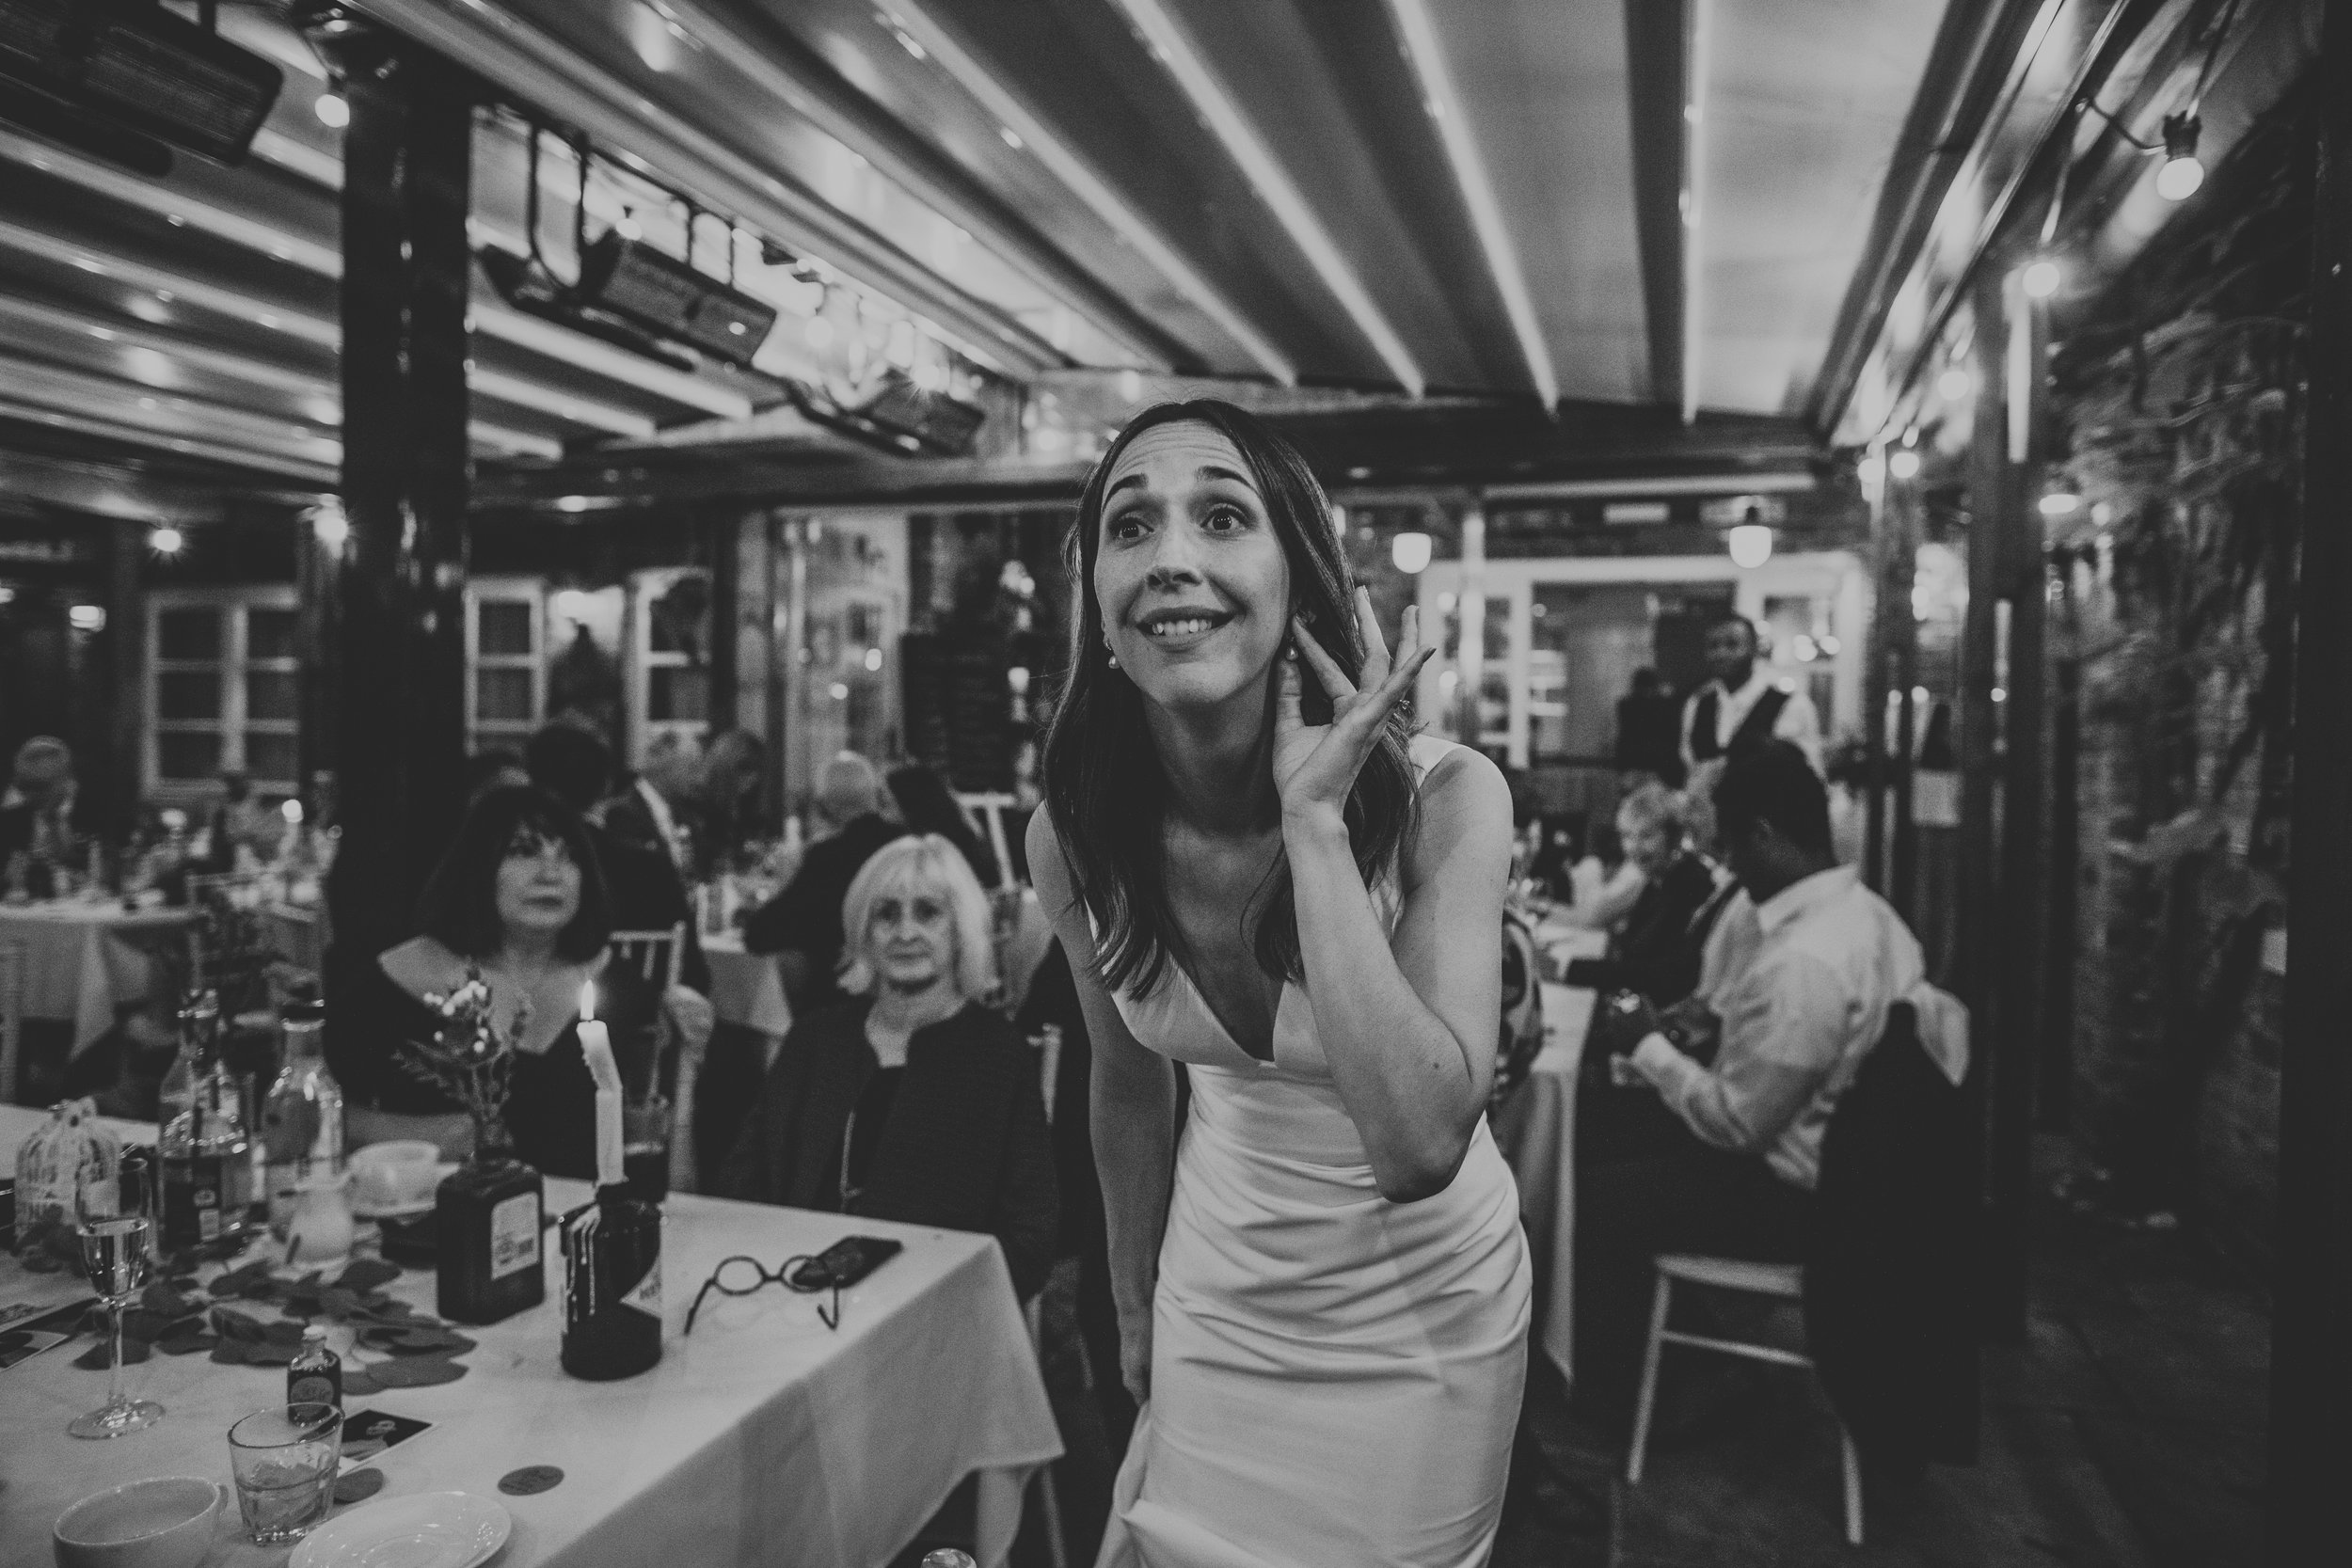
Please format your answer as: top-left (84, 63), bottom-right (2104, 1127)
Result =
top-left (283, 1172), bottom-right (355, 1271)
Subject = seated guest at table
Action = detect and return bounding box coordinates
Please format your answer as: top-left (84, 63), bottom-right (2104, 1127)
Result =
top-left (722, 833), bottom-right (1057, 1300)
top-left (1572, 742), bottom-right (1930, 1429)
top-left (740, 751), bottom-right (906, 1016)
top-left (0, 736), bottom-right (100, 871)
top-left (696, 727), bottom-right (766, 876)
top-left (326, 784), bottom-right (690, 1173)
top-left (886, 762), bottom-right (1000, 889)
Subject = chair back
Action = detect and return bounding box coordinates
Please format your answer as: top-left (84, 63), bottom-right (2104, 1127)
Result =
top-left (1803, 1001), bottom-right (1979, 1466)
top-left (606, 924), bottom-right (697, 1195)
top-left (0, 939), bottom-right (24, 1105)
top-left (186, 870), bottom-right (284, 1022)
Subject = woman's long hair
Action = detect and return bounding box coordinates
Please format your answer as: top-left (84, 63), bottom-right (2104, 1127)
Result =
top-left (1041, 400), bottom-right (1418, 994)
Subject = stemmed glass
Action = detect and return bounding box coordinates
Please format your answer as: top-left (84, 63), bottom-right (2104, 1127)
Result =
top-left (70, 1151), bottom-right (165, 1439)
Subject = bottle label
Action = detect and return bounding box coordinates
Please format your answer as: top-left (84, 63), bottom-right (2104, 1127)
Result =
top-left (488, 1192), bottom-right (540, 1280)
top-left (290, 1371), bottom-right (339, 1406)
top-left (620, 1259), bottom-right (660, 1321)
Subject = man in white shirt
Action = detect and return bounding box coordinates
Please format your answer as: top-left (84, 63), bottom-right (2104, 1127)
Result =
top-left (1680, 614), bottom-right (1823, 780)
top-left (1571, 740), bottom-right (1925, 1427)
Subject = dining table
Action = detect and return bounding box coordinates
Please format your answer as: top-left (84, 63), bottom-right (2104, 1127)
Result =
top-left (0, 1105), bottom-right (1060, 1568)
top-left (0, 899), bottom-right (196, 1058)
top-left (1488, 922), bottom-right (1609, 1388)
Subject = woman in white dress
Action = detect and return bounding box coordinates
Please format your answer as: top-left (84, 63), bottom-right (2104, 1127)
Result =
top-left (1029, 401), bottom-right (1532, 1568)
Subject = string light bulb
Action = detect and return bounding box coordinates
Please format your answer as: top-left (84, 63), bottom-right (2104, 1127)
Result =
top-left (2021, 259), bottom-right (2062, 299)
top-left (1727, 524), bottom-right (1774, 569)
top-left (1391, 531), bottom-right (1433, 575)
top-left (1887, 450), bottom-right (1922, 481)
top-left (313, 87), bottom-right (349, 128)
top-left (148, 525), bottom-right (184, 555)
top-left (1937, 368), bottom-right (1972, 401)
top-left (2155, 112), bottom-right (2204, 201)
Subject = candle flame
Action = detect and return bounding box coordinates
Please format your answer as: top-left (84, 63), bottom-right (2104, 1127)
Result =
top-left (579, 980), bottom-right (596, 1022)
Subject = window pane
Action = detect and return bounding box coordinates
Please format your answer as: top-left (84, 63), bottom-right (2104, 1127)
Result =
top-left (245, 732), bottom-right (298, 785)
top-left (157, 671), bottom-right (221, 721)
top-left (157, 608), bottom-right (221, 661)
top-left (650, 666), bottom-right (707, 723)
top-left (475, 668), bottom-right (534, 722)
top-left (158, 731), bottom-right (221, 781)
top-left (245, 669), bottom-right (298, 721)
top-left (246, 609), bottom-right (297, 660)
top-left (477, 601), bottom-right (534, 657)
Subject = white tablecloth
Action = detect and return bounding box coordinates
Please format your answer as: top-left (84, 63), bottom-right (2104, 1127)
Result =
top-left (0, 1106), bottom-right (1059, 1568)
top-left (0, 903), bottom-right (194, 1055)
top-left (701, 930), bottom-right (792, 1040)
top-left (1489, 927), bottom-right (1606, 1386)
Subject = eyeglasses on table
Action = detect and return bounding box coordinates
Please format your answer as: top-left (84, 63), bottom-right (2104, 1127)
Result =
top-left (683, 1254), bottom-right (844, 1334)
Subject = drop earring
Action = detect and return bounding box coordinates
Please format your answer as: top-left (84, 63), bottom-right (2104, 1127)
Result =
top-left (1104, 642), bottom-right (1119, 670)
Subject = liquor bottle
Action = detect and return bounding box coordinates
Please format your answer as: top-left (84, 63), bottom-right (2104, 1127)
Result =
top-left (160, 990), bottom-right (255, 1252)
top-left (287, 1324), bottom-right (342, 1409)
top-left (260, 986), bottom-right (343, 1239)
top-left (434, 1122), bottom-right (545, 1326)
top-left (559, 1020), bottom-right (660, 1380)
top-left (157, 990), bottom-right (215, 1142)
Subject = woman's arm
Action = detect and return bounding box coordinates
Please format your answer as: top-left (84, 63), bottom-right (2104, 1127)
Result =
top-left (1285, 747), bottom-right (1512, 1201)
top-left (1027, 807), bottom-right (1176, 1402)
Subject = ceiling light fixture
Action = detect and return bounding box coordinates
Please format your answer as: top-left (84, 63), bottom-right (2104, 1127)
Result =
top-left (2039, 492), bottom-right (2082, 516)
top-left (1937, 367), bottom-right (1971, 401)
top-left (313, 86), bottom-right (349, 128)
top-left (1391, 531), bottom-right (1434, 575)
top-left (1887, 449), bottom-right (1922, 480)
top-left (1108, 0), bottom-right (1422, 395)
top-left (1727, 524), bottom-right (1773, 569)
top-left (1387, 0), bottom-right (1556, 409)
top-left (148, 525), bottom-right (185, 555)
top-left (2021, 259), bottom-right (2062, 299)
top-left (310, 499), bottom-right (349, 547)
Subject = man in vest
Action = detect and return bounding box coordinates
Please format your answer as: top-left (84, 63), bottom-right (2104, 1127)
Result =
top-left (1680, 613), bottom-right (1822, 780)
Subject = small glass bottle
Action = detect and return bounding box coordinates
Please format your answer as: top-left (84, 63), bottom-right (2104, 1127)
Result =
top-left (560, 1180), bottom-right (662, 1381)
top-left (161, 991), bottom-right (255, 1252)
top-left (260, 986), bottom-right (343, 1239)
top-left (287, 1323), bottom-right (341, 1409)
top-left (435, 1120), bottom-right (545, 1326)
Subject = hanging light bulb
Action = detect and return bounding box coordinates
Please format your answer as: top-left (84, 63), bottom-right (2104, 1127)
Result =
top-left (1937, 367), bottom-right (1972, 401)
top-left (148, 525), bottom-right (184, 555)
top-left (2021, 259), bottom-right (2062, 299)
top-left (614, 210), bottom-right (644, 242)
top-left (310, 498), bottom-right (349, 548)
top-left (2155, 112), bottom-right (2204, 202)
top-left (314, 87), bottom-right (349, 128)
top-left (1727, 524), bottom-right (1774, 569)
top-left (1887, 450), bottom-right (1922, 481)
top-left (1391, 531), bottom-right (1433, 575)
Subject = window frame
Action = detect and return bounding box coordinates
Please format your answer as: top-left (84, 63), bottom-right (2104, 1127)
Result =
top-left (145, 585), bottom-right (301, 801)
top-left (465, 576), bottom-right (548, 756)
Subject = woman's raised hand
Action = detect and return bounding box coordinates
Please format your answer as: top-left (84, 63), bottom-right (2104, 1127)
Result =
top-left (1273, 587), bottom-right (1433, 824)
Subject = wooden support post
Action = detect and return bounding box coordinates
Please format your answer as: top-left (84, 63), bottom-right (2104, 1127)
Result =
top-left (104, 519), bottom-right (143, 830)
top-left (707, 510), bottom-right (739, 730)
top-left (326, 50), bottom-right (472, 974)
top-left (2269, 4), bottom-right (2352, 1556)
top-left (1889, 476), bottom-right (1922, 916)
top-left (1987, 265), bottom-right (2050, 1337)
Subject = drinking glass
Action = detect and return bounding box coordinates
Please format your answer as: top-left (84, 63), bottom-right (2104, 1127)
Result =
top-left (228, 1403), bottom-right (342, 1544)
top-left (70, 1152), bottom-right (164, 1439)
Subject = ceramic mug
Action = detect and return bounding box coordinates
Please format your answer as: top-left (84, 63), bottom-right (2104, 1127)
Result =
top-left (349, 1140), bottom-right (440, 1212)
top-left (53, 1476), bottom-right (228, 1568)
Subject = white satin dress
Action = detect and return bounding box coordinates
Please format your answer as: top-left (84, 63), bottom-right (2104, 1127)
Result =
top-left (1095, 742), bottom-right (1534, 1568)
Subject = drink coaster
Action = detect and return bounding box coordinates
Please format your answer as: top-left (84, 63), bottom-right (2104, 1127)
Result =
top-left (333, 1469), bottom-right (387, 1505)
top-left (499, 1465), bottom-right (564, 1496)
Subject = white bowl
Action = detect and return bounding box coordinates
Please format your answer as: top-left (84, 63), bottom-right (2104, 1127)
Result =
top-left (53, 1476), bottom-right (229, 1568)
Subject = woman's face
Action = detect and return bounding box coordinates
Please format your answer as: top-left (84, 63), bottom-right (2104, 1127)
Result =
top-left (1620, 806), bottom-right (1679, 878)
top-left (1093, 420), bottom-right (1293, 715)
top-left (863, 879), bottom-right (958, 994)
top-left (496, 824), bottom-right (582, 942)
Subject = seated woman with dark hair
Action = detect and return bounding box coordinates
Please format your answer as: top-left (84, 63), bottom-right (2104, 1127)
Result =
top-left (721, 833), bottom-right (1057, 1298)
top-left (885, 762), bottom-right (1001, 890)
top-left (327, 784), bottom-right (660, 1178)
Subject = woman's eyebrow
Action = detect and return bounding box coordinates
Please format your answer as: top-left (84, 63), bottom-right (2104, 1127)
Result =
top-left (1196, 464), bottom-right (1253, 488)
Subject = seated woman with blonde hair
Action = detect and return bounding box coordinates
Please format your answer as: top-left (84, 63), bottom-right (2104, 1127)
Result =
top-left (720, 833), bottom-right (1057, 1298)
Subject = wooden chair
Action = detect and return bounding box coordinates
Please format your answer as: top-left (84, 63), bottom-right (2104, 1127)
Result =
top-left (1022, 1022), bottom-right (1073, 1568)
top-left (1626, 1254), bottom-right (1864, 1546)
top-left (0, 939), bottom-right (25, 1105)
top-left (606, 925), bottom-right (698, 1195)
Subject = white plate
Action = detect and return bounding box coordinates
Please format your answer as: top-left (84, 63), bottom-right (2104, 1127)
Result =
top-left (291, 1490), bottom-right (511, 1568)
top-left (351, 1164), bottom-right (462, 1219)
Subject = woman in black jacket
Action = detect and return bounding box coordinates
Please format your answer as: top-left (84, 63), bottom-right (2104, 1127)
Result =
top-left (721, 833), bottom-right (1057, 1299)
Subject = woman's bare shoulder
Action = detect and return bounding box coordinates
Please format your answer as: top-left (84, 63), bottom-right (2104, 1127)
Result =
top-left (1404, 738), bottom-right (1511, 883)
top-left (377, 936), bottom-right (462, 999)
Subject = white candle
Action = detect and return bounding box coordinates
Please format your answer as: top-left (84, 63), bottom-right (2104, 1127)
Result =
top-left (577, 981), bottom-right (624, 1188)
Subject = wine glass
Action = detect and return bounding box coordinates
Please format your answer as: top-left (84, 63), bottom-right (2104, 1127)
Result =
top-left (70, 1151), bottom-right (164, 1439)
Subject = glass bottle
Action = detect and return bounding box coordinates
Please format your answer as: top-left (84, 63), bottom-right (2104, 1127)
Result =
top-left (287, 1323), bottom-right (342, 1409)
top-left (435, 1117), bottom-right (545, 1325)
top-left (260, 987), bottom-right (342, 1240)
top-left (156, 991), bottom-right (215, 1165)
top-left (160, 990), bottom-right (255, 1253)
top-left (559, 1180), bottom-right (662, 1381)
